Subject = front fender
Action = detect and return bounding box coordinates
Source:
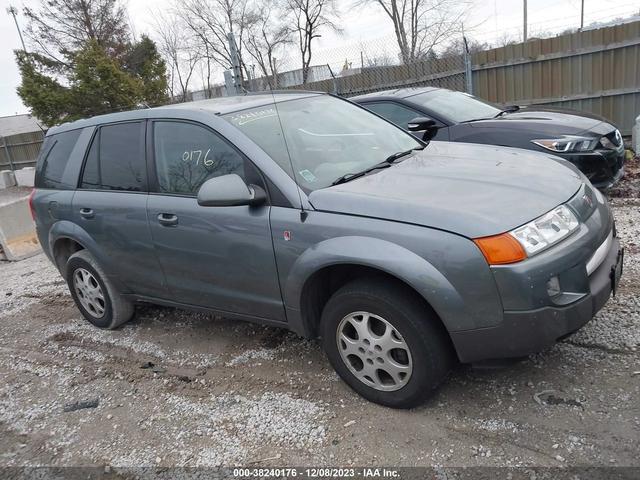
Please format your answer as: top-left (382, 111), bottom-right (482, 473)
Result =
top-left (284, 236), bottom-right (467, 335)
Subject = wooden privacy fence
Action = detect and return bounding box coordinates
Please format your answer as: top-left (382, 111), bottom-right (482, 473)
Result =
top-left (472, 20), bottom-right (640, 136)
top-left (0, 131), bottom-right (44, 171)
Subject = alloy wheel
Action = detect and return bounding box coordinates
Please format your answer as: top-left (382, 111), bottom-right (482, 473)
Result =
top-left (73, 267), bottom-right (106, 318)
top-left (336, 311), bottom-right (413, 391)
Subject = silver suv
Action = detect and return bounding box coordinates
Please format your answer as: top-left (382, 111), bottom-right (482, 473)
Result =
top-left (31, 92), bottom-right (623, 408)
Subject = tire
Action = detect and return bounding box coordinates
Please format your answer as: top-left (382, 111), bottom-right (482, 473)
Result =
top-left (65, 250), bottom-right (134, 329)
top-left (321, 277), bottom-right (454, 408)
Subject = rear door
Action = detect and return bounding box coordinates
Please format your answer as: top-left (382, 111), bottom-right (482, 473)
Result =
top-left (72, 121), bottom-right (164, 297)
top-left (146, 119), bottom-right (285, 321)
top-left (33, 129), bottom-right (85, 245)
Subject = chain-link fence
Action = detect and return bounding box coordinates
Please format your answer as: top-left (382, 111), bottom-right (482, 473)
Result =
top-left (192, 33), bottom-right (472, 100)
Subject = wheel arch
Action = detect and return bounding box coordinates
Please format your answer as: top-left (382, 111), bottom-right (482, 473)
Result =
top-left (48, 221), bottom-right (129, 293)
top-left (282, 236), bottom-right (466, 340)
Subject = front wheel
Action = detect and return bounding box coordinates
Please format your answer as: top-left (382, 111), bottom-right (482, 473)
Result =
top-left (65, 250), bottom-right (134, 329)
top-left (321, 278), bottom-right (454, 408)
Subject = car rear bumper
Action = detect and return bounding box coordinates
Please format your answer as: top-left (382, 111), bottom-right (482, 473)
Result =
top-left (451, 236), bottom-right (622, 363)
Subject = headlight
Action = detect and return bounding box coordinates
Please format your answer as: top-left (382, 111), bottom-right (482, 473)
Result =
top-left (474, 205), bottom-right (579, 265)
top-left (531, 136), bottom-right (598, 153)
top-left (599, 136), bottom-right (616, 149)
top-left (510, 205), bottom-right (579, 255)
top-left (599, 130), bottom-right (623, 150)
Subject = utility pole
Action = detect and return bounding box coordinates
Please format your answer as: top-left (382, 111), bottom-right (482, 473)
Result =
top-left (523, 0), bottom-right (528, 42)
top-left (6, 5), bottom-right (27, 52)
top-left (227, 32), bottom-right (243, 94)
top-left (580, 0), bottom-right (585, 30)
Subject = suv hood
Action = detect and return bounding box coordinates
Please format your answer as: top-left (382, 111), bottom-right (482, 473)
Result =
top-left (468, 107), bottom-right (613, 136)
top-left (308, 141), bottom-right (583, 238)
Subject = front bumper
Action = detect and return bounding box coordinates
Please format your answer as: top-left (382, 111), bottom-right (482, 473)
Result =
top-left (451, 236), bottom-right (622, 363)
top-left (560, 148), bottom-right (625, 189)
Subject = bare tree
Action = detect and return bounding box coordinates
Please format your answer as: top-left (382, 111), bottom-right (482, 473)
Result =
top-left (243, 2), bottom-right (293, 88)
top-left (440, 37), bottom-right (490, 57)
top-left (23, 0), bottom-right (130, 70)
top-left (358, 0), bottom-right (469, 64)
top-left (285, 0), bottom-right (340, 84)
top-left (151, 11), bottom-right (200, 102)
top-left (175, 0), bottom-right (256, 85)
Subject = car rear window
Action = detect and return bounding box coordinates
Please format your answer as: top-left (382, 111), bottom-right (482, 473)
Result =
top-left (36, 129), bottom-right (82, 189)
top-left (80, 122), bottom-right (146, 191)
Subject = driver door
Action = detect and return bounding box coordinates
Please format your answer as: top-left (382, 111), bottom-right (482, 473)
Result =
top-left (146, 120), bottom-right (285, 321)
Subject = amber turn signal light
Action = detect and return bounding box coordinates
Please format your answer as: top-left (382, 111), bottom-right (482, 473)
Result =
top-left (474, 233), bottom-right (527, 265)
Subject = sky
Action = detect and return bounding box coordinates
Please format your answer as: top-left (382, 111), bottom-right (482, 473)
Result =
top-left (1, 0), bottom-right (638, 117)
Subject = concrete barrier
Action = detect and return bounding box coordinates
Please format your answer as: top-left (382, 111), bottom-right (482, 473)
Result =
top-left (0, 170), bottom-right (16, 189)
top-left (0, 194), bottom-right (41, 261)
top-left (14, 167), bottom-right (35, 187)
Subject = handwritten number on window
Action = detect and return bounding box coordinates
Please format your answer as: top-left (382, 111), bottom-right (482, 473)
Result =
top-left (182, 149), bottom-right (214, 167)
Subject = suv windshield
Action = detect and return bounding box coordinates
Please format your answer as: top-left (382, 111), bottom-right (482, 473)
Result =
top-left (223, 95), bottom-right (421, 191)
top-left (409, 90), bottom-right (501, 123)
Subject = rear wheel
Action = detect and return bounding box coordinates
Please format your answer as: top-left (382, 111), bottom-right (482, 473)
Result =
top-left (321, 278), bottom-right (454, 408)
top-left (65, 250), bottom-right (134, 329)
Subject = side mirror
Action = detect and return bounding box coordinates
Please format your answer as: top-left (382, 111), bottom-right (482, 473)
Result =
top-left (407, 116), bottom-right (440, 141)
top-left (407, 117), bottom-right (436, 131)
top-left (197, 174), bottom-right (267, 207)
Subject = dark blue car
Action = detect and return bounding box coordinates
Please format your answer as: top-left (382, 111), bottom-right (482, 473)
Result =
top-left (353, 87), bottom-right (625, 189)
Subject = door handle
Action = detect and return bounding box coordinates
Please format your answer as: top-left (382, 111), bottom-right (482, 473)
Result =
top-left (79, 208), bottom-right (94, 219)
top-left (157, 213), bottom-right (178, 227)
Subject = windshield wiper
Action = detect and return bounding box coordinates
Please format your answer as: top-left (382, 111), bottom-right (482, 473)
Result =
top-left (331, 162), bottom-right (392, 186)
top-left (460, 106), bottom-right (521, 123)
top-left (493, 105), bottom-right (520, 118)
top-left (384, 146), bottom-right (425, 164)
top-left (459, 116), bottom-right (492, 124)
top-left (331, 147), bottom-right (424, 186)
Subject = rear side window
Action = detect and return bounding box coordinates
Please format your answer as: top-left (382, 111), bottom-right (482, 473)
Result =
top-left (153, 121), bottom-right (245, 195)
top-left (36, 130), bottom-right (82, 189)
top-left (80, 122), bottom-right (146, 191)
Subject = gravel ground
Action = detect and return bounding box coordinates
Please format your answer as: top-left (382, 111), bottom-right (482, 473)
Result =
top-left (1, 178), bottom-right (639, 470)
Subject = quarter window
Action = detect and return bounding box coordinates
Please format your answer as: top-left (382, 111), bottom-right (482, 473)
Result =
top-left (37, 130), bottom-right (82, 189)
top-left (80, 122), bottom-right (146, 191)
top-left (153, 121), bottom-right (245, 195)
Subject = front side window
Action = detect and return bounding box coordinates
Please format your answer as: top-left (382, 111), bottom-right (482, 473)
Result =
top-left (223, 95), bottom-right (421, 191)
top-left (409, 90), bottom-right (500, 123)
top-left (37, 129), bottom-right (82, 189)
top-left (153, 121), bottom-right (245, 195)
top-left (80, 122), bottom-right (146, 191)
top-left (364, 102), bottom-right (422, 128)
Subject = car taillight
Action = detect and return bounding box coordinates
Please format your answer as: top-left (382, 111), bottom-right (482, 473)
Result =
top-left (28, 189), bottom-right (36, 221)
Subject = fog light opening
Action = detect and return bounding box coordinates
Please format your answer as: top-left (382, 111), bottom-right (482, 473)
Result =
top-left (547, 276), bottom-right (561, 297)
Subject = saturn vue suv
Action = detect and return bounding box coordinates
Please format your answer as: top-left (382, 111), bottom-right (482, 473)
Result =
top-left (353, 87), bottom-right (626, 189)
top-left (31, 92), bottom-right (623, 408)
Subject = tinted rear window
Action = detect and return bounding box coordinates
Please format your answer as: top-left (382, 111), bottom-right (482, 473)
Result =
top-left (79, 122), bottom-right (146, 191)
top-left (36, 130), bottom-right (82, 189)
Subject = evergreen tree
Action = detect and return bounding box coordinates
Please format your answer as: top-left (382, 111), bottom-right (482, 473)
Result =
top-left (17, 39), bottom-right (168, 125)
